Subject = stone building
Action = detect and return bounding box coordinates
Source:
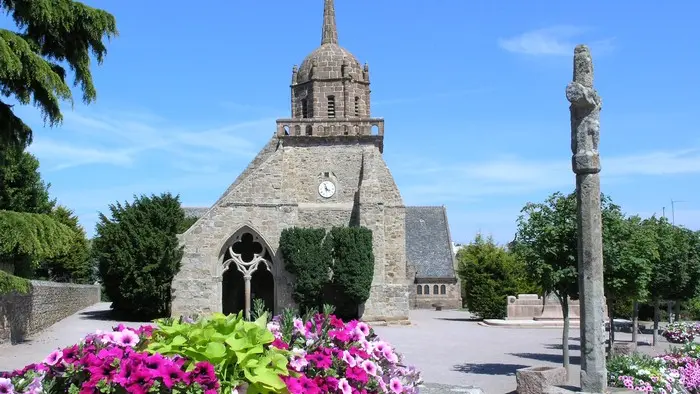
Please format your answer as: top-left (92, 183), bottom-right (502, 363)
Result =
top-left (172, 0), bottom-right (460, 322)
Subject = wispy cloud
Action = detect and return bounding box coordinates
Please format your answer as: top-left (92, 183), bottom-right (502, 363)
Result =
top-left (393, 148), bottom-right (700, 204)
top-left (24, 108), bottom-right (276, 172)
top-left (498, 25), bottom-right (615, 56)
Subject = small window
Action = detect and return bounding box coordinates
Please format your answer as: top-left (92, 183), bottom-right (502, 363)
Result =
top-left (433, 285), bottom-right (439, 294)
top-left (417, 285), bottom-right (422, 295)
top-left (440, 285), bottom-right (446, 295)
top-left (301, 99), bottom-right (309, 118)
top-left (294, 125), bottom-right (301, 136)
top-left (423, 285), bottom-right (429, 295)
top-left (305, 125), bottom-right (313, 136)
top-left (327, 95), bottom-right (336, 118)
top-left (354, 96), bottom-right (360, 117)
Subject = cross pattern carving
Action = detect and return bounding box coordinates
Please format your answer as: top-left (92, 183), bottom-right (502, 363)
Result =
top-left (224, 232), bottom-right (271, 279)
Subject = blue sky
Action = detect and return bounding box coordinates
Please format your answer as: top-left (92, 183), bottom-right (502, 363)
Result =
top-left (5, 0), bottom-right (700, 244)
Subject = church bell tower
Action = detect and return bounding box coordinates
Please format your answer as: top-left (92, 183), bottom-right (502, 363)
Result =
top-left (276, 0), bottom-right (384, 141)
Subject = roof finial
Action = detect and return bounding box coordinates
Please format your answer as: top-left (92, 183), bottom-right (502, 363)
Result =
top-left (321, 0), bottom-right (338, 45)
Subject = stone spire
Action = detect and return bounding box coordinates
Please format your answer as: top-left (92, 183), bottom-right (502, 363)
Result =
top-left (567, 44), bottom-right (606, 393)
top-left (321, 0), bottom-right (338, 45)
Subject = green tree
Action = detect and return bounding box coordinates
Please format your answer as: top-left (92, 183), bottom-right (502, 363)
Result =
top-left (93, 193), bottom-right (185, 319)
top-left (0, 210), bottom-right (74, 277)
top-left (279, 227), bottom-right (332, 314)
top-left (35, 205), bottom-right (92, 283)
top-left (1, 0), bottom-right (117, 149)
top-left (514, 191), bottom-right (578, 372)
top-left (456, 234), bottom-right (524, 319)
top-left (644, 216), bottom-right (688, 345)
top-left (328, 226), bottom-right (374, 320)
top-left (602, 208), bottom-right (655, 349)
top-left (0, 147), bottom-right (54, 213)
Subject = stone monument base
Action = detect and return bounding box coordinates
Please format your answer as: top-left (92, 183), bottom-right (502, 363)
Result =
top-left (516, 366), bottom-right (568, 394)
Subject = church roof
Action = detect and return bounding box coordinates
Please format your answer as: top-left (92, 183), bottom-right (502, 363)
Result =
top-left (183, 207), bottom-right (209, 218)
top-left (405, 206), bottom-right (458, 279)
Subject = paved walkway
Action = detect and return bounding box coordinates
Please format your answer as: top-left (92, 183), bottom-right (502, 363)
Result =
top-left (0, 304), bottom-right (675, 394)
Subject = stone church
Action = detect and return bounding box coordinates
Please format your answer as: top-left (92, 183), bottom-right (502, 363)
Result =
top-left (172, 0), bottom-right (461, 322)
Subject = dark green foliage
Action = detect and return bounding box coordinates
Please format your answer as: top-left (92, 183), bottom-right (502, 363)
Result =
top-left (0, 269), bottom-right (30, 294)
top-left (278, 227), bottom-right (331, 314)
top-left (328, 226), bottom-right (374, 319)
top-left (93, 193), bottom-right (185, 319)
top-left (35, 205), bottom-right (92, 283)
top-left (456, 234), bottom-right (527, 319)
top-left (0, 0), bottom-right (118, 149)
top-left (0, 147), bottom-right (54, 213)
top-left (0, 210), bottom-right (74, 261)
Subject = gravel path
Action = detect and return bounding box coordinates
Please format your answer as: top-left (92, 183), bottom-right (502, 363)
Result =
top-left (0, 304), bottom-right (677, 394)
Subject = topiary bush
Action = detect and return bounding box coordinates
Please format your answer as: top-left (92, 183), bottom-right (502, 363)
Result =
top-left (93, 193), bottom-right (186, 319)
top-left (278, 227), bottom-right (331, 313)
top-left (328, 226), bottom-right (374, 320)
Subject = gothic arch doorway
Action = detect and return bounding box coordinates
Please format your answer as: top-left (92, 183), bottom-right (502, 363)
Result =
top-left (221, 230), bottom-right (275, 317)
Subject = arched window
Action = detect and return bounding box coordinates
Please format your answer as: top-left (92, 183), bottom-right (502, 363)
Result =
top-left (327, 95), bottom-right (336, 118)
top-left (301, 99), bottom-right (309, 118)
top-left (417, 285), bottom-right (422, 295)
top-left (423, 285), bottom-right (429, 295)
top-left (433, 285), bottom-right (439, 295)
top-left (294, 125), bottom-right (301, 136)
top-left (440, 285), bottom-right (446, 295)
top-left (354, 96), bottom-right (360, 117)
top-left (305, 125), bottom-right (313, 136)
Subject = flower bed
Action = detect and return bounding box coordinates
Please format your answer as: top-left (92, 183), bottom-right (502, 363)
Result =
top-left (0, 309), bottom-right (421, 394)
top-left (608, 342), bottom-right (700, 393)
top-left (663, 322), bottom-right (700, 344)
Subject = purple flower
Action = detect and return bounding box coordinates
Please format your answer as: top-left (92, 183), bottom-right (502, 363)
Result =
top-left (43, 349), bottom-right (62, 366)
top-left (114, 330), bottom-right (140, 347)
top-left (390, 377), bottom-right (404, 393)
top-left (0, 378), bottom-right (14, 394)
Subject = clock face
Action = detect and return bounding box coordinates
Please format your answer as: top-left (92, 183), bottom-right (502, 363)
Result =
top-left (318, 180), bottom-right (336, 198)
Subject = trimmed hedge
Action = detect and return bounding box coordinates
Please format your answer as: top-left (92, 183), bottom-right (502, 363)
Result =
top-left (328, 227), bottom-right (374, 319)
top-left (279, 226), bottom-right (374, 319)
top-left (278, 227), bottom-right (331, 313)
top-left (0, 270), bottom-right (31, 295)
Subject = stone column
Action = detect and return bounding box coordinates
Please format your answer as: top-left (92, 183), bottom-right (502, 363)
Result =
top-left (244, 274), bottom-right (252, 321)
top-left (566, 44), bottom-right (606, 393)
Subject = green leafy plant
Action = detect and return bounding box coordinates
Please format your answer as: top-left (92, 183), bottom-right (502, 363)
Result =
top-left (251, 298), bottom-right (270, 323)
top-left (148, 312), bottom-right (290, 394)
top-left (0, 270), bottom-right (31, 295)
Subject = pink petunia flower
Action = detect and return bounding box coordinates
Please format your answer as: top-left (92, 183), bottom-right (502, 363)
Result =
top-left (336, 377), bottom-right (352, 394)
top-left (115, 330), bottom-right (140, 347)
top-left (390, 377), bottom-right (404, 393)
top-left (43, 349), bottom-right (62, 366)
top-left (342, 350), bottom-right (357, 367)
top-left (0, 378), bottom-right (14, 394)
top-left (361, 359), bottom-right (378, 376)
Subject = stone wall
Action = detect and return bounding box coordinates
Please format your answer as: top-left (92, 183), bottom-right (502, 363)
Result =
top-left (506, 294), bottom-right (608, 321)
top-left (0, 280), bottom-right (100, 345)
top-left (412, 283), bottom-right (462, 309)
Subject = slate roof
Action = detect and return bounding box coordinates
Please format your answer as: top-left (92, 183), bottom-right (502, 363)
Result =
top-left (405, 206), bottom-right (457, 279)
top-left (181, 205), bottom-right (458, 280)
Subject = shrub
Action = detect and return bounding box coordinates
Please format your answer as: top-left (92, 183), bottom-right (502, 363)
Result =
top-left (328, 226), bottom-right (374, 320)
top-left (93, 193), bottom-right (186, 319)
top-left (0, 270), bottom-right (31, 295)
top-left (269, 307), bottom-right (422, 394)
top-left (279, 227), bottom-right (332, 314)
top-left (456, 234), bottom-right (522, 319)
top-left (147, 312), bottom-right (290, 393)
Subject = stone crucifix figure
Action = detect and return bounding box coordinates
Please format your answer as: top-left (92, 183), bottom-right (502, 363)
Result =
top-left (567, 44), bottom-right (607, 393)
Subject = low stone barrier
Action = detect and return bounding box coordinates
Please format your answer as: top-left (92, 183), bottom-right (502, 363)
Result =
top-left (0, 280), bottom-right (100, 345)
